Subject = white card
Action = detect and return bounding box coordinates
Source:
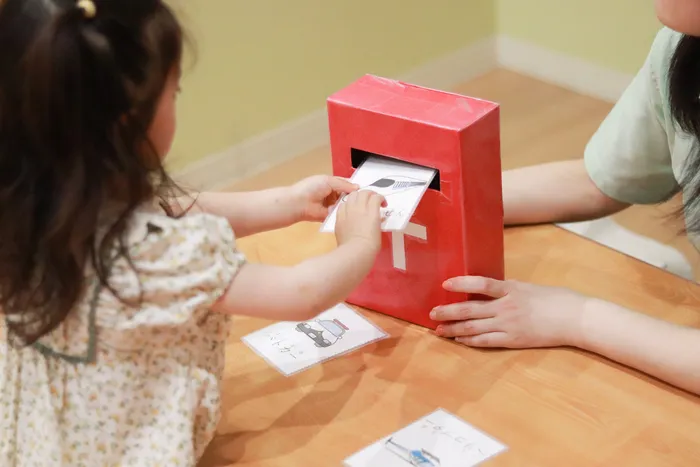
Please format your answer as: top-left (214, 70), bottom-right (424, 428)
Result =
top-left (241, 304), bottom-right (388, 376)
top-left (321, 156), bottom-right (437, 232)
top-left (344, 408), bottom-right (507, 467)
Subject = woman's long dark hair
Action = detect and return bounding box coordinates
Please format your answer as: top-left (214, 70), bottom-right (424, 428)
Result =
top-left (0, 0), bottom-right (186, 345)
top-left (669, 34), bottom-right (700, 235)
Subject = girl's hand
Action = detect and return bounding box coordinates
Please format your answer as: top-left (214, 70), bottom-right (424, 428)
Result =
top-left (335, 190), bottom-right (386, 251)
top-left (430, 277), bottom-right (588, 348)
top-left (290, 175), bottom-right (359, 222)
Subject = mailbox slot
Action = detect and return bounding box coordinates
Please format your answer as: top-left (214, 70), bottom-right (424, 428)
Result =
top-left (350, 148), bottom-right (441, 192)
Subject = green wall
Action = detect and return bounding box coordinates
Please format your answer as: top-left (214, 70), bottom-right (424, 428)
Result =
top-left (169, 0), bottom-right (495, 169)
top-left (497, 0), bottom-right (662, 74)
top-left (170, 0), bottom-right (663, 170)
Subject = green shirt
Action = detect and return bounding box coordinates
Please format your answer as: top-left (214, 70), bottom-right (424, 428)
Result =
top-left (585, 27), bottom-right (688, 207)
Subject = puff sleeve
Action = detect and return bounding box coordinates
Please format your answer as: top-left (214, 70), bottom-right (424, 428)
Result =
top-left (101, 211), bottom-right (246, 332)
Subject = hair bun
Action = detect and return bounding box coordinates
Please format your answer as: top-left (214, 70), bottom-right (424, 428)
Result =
top-left (76, 0), bottom-right (97, 19)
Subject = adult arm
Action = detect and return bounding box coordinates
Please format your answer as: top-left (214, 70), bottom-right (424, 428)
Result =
top-left (431, 277), bottom-right (700, 396)
top-left (502, 159), bottom-right (629, 225)
top-left (577, 298), bottom-right (700, 395)
top-left (504, 28), bottom-right (680, 227)
top-left (571, 299), bottom-right (700, 394)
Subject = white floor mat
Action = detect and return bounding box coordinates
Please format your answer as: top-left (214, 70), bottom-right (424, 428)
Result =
top-left (557, 218), bottom-right (694, 281)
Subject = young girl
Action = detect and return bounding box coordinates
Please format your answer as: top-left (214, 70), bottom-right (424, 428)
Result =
top-left (432, 0), bottom-right (700, 396)
top-left (0, 0), bottom-right (384, 465)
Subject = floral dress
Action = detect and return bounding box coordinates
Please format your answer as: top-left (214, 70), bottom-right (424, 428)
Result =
top-left (0, 205), bottom-right (245, 466)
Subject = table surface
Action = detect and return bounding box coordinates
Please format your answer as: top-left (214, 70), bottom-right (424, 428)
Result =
top-left (199, 223), bottom-right (700, 467)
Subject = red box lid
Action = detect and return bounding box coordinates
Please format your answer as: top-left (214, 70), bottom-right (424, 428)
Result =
top-left (327, 74), bottom-right (499, 131)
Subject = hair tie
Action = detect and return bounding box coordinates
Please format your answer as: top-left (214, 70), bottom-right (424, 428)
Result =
top-left (76, 0), bottom-right (97, 19)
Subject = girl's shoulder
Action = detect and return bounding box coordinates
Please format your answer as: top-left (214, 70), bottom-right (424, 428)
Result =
top-left (114, 203), bottom-right (247, 293)
top-left (30, 203), bottom-right (246, 363)
top-left (125, 202), bottom-right (236, 255)
top-left (109, 201), bottom-right (247, 299)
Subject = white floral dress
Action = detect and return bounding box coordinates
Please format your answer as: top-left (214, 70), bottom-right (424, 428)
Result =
top-left (0, 205), bottom-right (245, 466)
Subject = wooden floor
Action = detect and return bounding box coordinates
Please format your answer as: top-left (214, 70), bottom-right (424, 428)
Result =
top-left (228, 69), bottom-right (700, 277)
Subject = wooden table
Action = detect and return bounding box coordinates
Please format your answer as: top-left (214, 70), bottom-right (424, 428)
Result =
top-left (200, 223), bottom-right (700, 466)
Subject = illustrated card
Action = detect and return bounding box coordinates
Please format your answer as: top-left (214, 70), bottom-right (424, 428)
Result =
top-left (321, 156), bottom-right (437, 232)
top-left (344, 408), bottom-right (507, 467)
top-left (241, 303), bottom-right (388, 376)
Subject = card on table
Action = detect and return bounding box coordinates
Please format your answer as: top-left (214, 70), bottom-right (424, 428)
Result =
top-left (321, 155), bottom-right (437, 232)
top-left (344, 408), bottom-right (507, 467)
top-left (241, 303), bottom-right (388, 376)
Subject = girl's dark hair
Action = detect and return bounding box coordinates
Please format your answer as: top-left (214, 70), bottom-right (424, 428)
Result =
top-left (668, 34), bottom-right (700, 235)
top-left (0, 0), bottom-right (186, 345)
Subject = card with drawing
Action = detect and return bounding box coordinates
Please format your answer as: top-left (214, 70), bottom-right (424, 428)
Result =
top-left (344, 408), bottom-right (507, 467)
top-left (241, 303), bottom-right (388, 376)
top-left (321, 156), bottom-right (437, 232)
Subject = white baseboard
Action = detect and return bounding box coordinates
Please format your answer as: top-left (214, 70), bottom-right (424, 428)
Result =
top-left (176, 35), bottom-right (635, 191)
top-left (496, 35), bottom-right (633, 103)
top-left (400, 36), bottom-right (497, 92)
top-left (174, 108), bottom-right (330, 191)
top-left (175, 37), bottom-right (497, 190)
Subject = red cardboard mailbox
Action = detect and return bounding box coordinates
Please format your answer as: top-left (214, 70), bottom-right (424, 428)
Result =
top-left (327, 75), bottom-right (504, 329)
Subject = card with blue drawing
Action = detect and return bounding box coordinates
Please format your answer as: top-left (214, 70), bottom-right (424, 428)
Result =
top-left (344, 408), bottom-right (507, 467)
top-left (241, 303), bottom-right (388, 376)
top-left (321, 155), bottom-right (437, 232)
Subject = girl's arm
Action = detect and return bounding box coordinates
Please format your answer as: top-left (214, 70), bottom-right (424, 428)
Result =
top-left (576, 298), bottom-right (700, 395)
top-left (173, 176), bottom-right (357, 238)
top-left (212, 238), bottom-right (378, 321)
top-left (212, 188), bottom-right (385, 322)
top-left (185, 188), bottom-right (300, 238)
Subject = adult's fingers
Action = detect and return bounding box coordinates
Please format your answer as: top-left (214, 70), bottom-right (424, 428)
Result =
top-left (436, 318), bottom-right (499, 338)
top-left (443, 276), bottom-right (510, 299)
top-left (455, 332), bottom-right (510, 348)
top-left (430, 301), bottom-right (494, 322)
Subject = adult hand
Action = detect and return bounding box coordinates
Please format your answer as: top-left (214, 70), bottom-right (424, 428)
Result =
top-left (290, 175), bottom-right (359, 222)
top-left (430, 276), bottom-right (589, 348)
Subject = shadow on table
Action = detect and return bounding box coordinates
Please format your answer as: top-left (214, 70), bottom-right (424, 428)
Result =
top-left (198, 314), bottom-right (552, 466)
top-left (198, 328), bottom-right (409, 466)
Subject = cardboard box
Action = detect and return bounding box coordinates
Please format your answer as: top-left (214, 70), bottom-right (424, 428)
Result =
top-left (327, 75), bottom-right (504, 328)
